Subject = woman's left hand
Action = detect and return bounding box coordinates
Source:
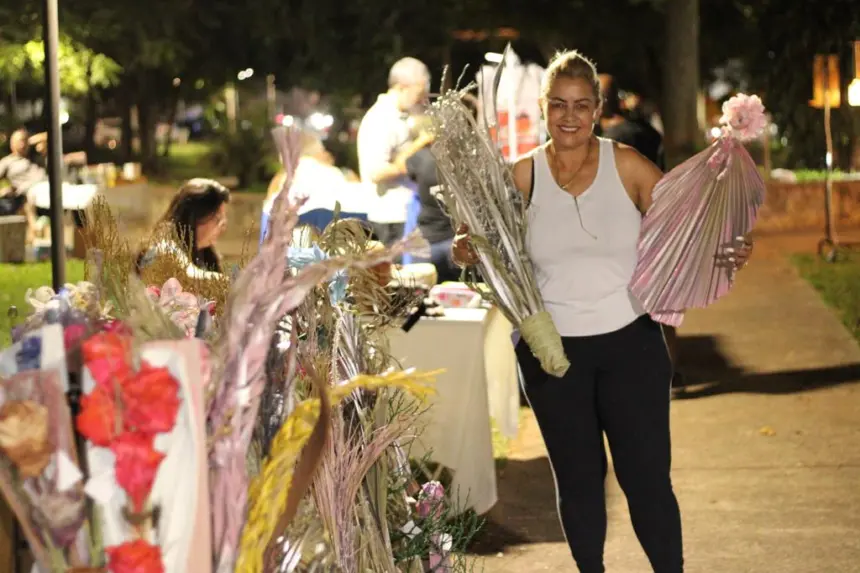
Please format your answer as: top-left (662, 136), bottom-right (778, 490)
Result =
top-left (716, 235), bottom-right (753, 273)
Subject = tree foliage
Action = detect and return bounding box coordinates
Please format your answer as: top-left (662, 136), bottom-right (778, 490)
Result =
top-left (20, 36), bottom-right (121, 95)
top-left (737, 0), bottom-right (860, 169)
top-left (2, 0), bottom-right (856, 170)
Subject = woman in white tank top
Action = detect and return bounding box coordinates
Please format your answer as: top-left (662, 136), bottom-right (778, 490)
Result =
top-left (452, 51), bottom-right (707, 573)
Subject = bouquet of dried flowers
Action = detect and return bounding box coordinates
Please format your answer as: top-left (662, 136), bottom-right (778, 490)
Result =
top-left (1, 124), bottom-right (482, 573)
top-left (427, 52), bottom-right (569, 377)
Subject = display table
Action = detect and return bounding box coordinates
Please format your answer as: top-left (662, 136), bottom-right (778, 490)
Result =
top-left (29, 181), bottom-right (98, 211)
top-left (387, 307), bottom-right (518, 515)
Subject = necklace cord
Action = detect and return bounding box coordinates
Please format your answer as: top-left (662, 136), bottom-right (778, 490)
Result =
top-left (550, 138), bottom-right (598, 240)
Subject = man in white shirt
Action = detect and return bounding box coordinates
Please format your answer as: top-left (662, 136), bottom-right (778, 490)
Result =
top-left (0, 128), bottom-right (94, 241)
top-left (356, 57), bottom-right (430, 245)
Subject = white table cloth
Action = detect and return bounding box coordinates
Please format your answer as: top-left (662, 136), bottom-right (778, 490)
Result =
top-left (29, 181), bottom-right (98, 211)
top-left (387, 307), bottom-right (518, 515)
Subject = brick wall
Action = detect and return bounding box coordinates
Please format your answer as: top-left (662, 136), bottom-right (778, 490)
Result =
top-left (758, 180), bottom-right (860, 233)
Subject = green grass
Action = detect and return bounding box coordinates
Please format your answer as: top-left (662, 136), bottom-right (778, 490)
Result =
top-left (793, 253), bottom-right (860, 342)
top-left (153, 141), bottom-right (270, 194)
top-left (0, 261), bottom-right (85, 347)
top-left (791, 169), bottom-right (859, 183)
top-left (152, 141), bottom-right (217, 186)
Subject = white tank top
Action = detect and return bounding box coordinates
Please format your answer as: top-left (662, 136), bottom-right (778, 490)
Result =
top-left (526, 137), bottom-right (645, 337)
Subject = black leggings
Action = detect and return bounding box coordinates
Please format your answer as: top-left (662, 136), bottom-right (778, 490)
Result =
top-left (517, 314), bottom-right (683, 573)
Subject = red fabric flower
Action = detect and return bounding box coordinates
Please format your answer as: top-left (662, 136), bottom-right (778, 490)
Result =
top-left (82, 333), bottom-right (135, 390)
top-left (63, 323), bottom-right (88, 352)
top-left (111, 433), bottom-right (164, 512)
top-left (103, 320), bottom-right (133, 336)
top-left (76, 386), bottom-right (119, 447)
top-left (106, 539), bottom-right (164, 573)
top-left (121, 363), bottom-right (180, 434)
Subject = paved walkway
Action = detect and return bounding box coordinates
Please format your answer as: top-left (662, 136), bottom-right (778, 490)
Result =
top-left (469, 235), bottom-right (860, 572)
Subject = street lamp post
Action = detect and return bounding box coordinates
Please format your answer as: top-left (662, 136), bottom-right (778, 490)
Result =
top-left (814, 47), bottom-right (860, 262)
top-left (42, 0), bottom-right (65, 289)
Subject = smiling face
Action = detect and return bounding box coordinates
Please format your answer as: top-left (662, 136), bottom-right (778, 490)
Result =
top-left (542, 76), bottom-right (600, 150)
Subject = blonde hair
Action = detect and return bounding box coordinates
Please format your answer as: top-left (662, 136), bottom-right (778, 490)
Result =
top-left (541, 50), bottom-right (601, 103)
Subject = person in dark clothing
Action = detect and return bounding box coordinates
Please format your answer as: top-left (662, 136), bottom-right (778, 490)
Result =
top-left (597, 74), bottom-right (665, 171)
top-left (403, 123), bottom-right (459, 283)
top-left (598, 75), bottom-right (687, 383)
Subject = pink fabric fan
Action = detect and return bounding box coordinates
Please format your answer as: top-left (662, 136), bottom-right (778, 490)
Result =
top-left (630, 94), bottom-right (767, 326)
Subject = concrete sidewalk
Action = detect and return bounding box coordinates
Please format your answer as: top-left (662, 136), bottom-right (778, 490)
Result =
top-left (471, 239), bottom-right (860, 572)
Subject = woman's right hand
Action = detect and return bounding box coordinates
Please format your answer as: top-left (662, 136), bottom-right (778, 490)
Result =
top-left (451, 223), bottom-right (479, 267)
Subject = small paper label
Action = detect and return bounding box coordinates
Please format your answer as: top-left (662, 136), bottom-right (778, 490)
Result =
top-left (56, 451), bottom-right (84, 492)
top-left (400, 520), bottom-right (422, 539)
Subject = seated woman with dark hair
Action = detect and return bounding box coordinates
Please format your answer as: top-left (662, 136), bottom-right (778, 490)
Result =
top-left (136, 178), bottom-right (230, 279)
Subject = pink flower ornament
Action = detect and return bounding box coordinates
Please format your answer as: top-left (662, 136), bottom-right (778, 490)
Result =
top-left (146, 278), bottom-right (209, 337)
top-left (719, 94), bottom-right (767, 142)
top-left (416, 480), bottom-right (446, 520)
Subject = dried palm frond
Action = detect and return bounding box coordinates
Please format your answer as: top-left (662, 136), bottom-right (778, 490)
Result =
top-left (209, 126), bottom-right (305, 573)
top-left (235, 368), bottom-right (436, 573)
top-left (272, 496), bottom-right (337, 572)
top-left (209, 126), bottom-right (430, 571)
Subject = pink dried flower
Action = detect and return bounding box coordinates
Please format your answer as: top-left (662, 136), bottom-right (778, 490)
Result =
top-left (719, 94), bottom-right (767, 142)
top-left (147, 278), bottom-right (206, 337)
top-left (417, 480), bottom-right (446, 520)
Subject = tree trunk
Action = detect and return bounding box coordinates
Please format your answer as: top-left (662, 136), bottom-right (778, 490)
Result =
top-left (9, 81), bottom-right (17, 120)
top-left (120, 87), bottom-right (134, 162)
top-left (161, 90), bottom-right (181, 159)
top-left (662, 0), bottom-right (700, 168)
top-left (137, 101), bottom-right (158, 173)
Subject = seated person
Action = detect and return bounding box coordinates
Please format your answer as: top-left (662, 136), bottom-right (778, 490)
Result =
top-left (136, 178), bottom-right (230, 280)
top-left (261, 131), bottom-right (371, 242)
top-left (0, 128), bottom-right (93, 239)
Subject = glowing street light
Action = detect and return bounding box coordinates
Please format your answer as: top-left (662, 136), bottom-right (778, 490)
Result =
top-left (307, 112), bottom-right (334, 131)
top-left (848, 80), bottom-right (860, 107)
top-left (237, 68), bottom-right (254, 81)
top-left (849, 41), bottom-right (860, 107)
